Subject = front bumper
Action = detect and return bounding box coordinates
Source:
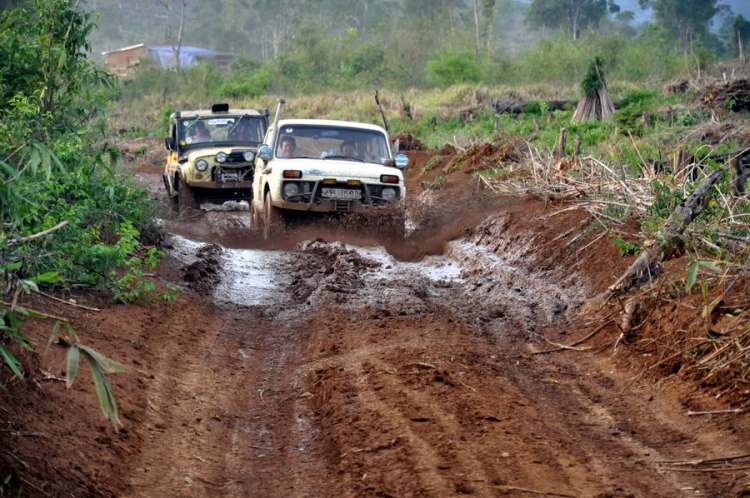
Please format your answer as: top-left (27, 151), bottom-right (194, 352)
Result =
top-left (187, 180), bottom-right (253, 189)
top-left (276, 179), bottom-right (402, 213)
top-left (273, 198), bottom-right (376, 213)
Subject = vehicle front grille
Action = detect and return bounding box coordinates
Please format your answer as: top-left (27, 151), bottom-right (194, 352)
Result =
top-left (212, 166), bottom-right (252, 182)
top-left (282, 181), bottom-right (400, 204)
top-left (333, 200), bottom-right (351, 212)
top-left (225, 150), bottom-right (255, 165)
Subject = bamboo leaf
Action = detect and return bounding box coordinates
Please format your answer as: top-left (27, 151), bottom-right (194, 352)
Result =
top-left (86, 354), bottom-right (110, 418)
top-left (63, 321), bottom-right (79, 343)
top-left (698, 261), bottom-right (721, 273)
top-left (26, 146), bottom-right (40, 175)
top-left (66, 345), bottom-right (79, 389)
top-left (685, 261), bottom-right (699, 293)
top-left (79, 345), bottom-right (127, 373)
top-left (0, 344), bottom-right (24, 378)
top-left (86, 354), bottom-right (121, 428)
top-left (44, 320), bottom-right (62, 355)
top-left (29, 271), bottom-right (61, 283)
top-left (702, 296), bottom-right (724, 319)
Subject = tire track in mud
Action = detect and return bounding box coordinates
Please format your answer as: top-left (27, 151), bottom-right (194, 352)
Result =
top-left (126, 239), bottom-right (334, 497)
top-left (279, 236), bottom-right (742, 497)
top-left (125, 222), bottom-right (748, 497)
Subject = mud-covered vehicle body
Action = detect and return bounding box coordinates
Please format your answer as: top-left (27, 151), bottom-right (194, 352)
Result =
top-left (164, 104), bottom-right (270, 209)
top-left (250, 112), bottom-right (409, 236)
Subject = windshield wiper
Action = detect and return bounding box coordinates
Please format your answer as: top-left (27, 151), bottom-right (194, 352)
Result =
top-left (323, 155), bottom-right (365, 162)
top-left (226, 114), bottom-right (247, 140)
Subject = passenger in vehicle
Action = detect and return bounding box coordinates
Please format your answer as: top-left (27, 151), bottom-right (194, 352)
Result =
top-left (279, 136), bottom-right (296, 158)
top-left (230, 119), bottom-right (256, 142)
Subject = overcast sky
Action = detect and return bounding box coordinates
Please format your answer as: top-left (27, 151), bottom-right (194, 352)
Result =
top-left (517, 0), bottom-right (750, 25)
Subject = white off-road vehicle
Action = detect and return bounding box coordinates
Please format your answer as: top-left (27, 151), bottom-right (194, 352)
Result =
top-left (250, 100), bottom-right (409, 238)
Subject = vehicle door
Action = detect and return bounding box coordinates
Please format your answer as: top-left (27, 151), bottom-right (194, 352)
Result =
top-left (254, 126), bottom-right (275, 200)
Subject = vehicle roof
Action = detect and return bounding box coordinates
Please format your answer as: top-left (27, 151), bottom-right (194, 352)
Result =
top-left (171, 109), bottom-right (263, 118)
top-left (275, 119), bottom-right (388, 134)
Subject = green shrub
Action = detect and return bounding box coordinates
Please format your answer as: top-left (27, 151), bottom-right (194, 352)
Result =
top-left (219, 68), bottom-right (273, 99)
top-left (619, 89), bottom-right (659, 111)
top-left (428, 48), bottom-right (481, 86)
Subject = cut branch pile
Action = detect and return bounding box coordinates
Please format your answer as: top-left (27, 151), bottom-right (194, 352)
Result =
top-left (572, 57), bottom-right (615, 123)
top-left (701, 78), bottom-right (750, 111)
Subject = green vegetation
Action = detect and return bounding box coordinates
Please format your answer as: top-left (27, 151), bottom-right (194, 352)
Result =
top-left (0, 1), bottom-right (160, 427)
top-left (105, 0), bottom-right (748, 120)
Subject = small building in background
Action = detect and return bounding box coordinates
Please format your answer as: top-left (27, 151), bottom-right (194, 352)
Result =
top-left (102, 44), bottom-right (233, 77)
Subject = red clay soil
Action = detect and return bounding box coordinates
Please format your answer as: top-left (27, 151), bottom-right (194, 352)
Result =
top-left (1, 148), bottom-right (749, 497)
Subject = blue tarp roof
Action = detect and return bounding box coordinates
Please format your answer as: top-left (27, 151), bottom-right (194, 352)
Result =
top-left (146, 46), bottom-right (220, 69)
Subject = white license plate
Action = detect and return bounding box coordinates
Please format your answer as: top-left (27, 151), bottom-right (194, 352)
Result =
top-left (321, 188), bottom-right (361, 200)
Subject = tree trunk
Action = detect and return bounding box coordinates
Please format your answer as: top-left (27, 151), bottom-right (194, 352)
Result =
top-left (570, 0), bottom-right (581, 41)
top-left (175, 0), bottom-right (186, 71)
top-left (740, 29), bottom-right (746, 64)
top-left (581, 169), bottom-right (724, 314)
top-left (473, 0), bottom-right (481, 53)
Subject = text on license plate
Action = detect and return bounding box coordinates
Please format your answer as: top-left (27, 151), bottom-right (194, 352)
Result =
top-left (321, 188), bottom-right (361, 200)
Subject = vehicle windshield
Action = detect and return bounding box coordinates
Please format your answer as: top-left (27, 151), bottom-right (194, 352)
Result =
top-left (179, 115), bottom-right (265, 147)
top-left (275, 125), bottom-right (390, 164)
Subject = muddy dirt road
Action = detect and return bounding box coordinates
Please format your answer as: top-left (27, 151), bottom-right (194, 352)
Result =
top-left (2, 164), bottom-right (748, 498)
top-left (122, 166), bottom-right (749, 497)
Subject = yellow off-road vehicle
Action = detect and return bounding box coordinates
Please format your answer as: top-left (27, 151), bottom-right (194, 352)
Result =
top-left (164, 103), bottom-right (270, 209)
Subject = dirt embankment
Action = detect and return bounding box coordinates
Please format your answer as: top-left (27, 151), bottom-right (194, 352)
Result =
top-left (1, 139), bottom-right (749, 497)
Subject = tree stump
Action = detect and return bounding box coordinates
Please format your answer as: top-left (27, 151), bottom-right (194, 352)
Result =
top-left (558, 128), bottom-right (568, 159)
top-left (731, 156), bottom-right (748, 198)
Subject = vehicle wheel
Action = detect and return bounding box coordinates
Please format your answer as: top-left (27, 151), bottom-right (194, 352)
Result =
top-left (250, 201), bottom-right (261, 229)
top-left (165, 175), bottom-right (180, 212)
top-left (177, 177), bottom-right (196, 211)
top-left (263, 193), bottom-right (283, 240)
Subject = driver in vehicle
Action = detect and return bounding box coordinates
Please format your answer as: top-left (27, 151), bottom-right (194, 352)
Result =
top-left (340, 140), bottom-right (358, 158)
top-left (279, 136), bottom-right (296, 158)
top-left (190, 121), bottom-right (211, 143)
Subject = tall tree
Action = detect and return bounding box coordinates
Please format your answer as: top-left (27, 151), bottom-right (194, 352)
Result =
top-left (526, 0), bottom-right (620, 40)
top-left (638, 0), bottom-right (720, 50)
top-left (481, 0), bottom-right (497, 50)
top-left (729, 15), bottom-right (750, 61)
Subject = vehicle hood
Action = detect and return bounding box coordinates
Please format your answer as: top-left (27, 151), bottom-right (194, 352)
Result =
top-left (186, 145), bottom-right (257, 160)
top-left (275, 158), bottom-right (403, 181)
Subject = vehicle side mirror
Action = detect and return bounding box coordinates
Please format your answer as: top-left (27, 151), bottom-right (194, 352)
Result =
top-left (258, 144), bottom-right (272, 162)
top-left (395, 153), bottom-right (409, 169)
top-left (165, 137), bottom-right (175, 151)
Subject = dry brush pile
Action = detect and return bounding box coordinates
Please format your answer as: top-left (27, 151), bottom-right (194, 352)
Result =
top-left (473, 123), bottom-right (749, 406)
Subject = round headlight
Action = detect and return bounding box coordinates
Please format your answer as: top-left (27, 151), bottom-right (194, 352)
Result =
top-left (283, 182), bottom-right (300, 199)
top-left (215, 152), bottom-right (227, 163)
top-left (381, 187), bottom-right (397, 201)
top-left (195, 159), bottom-right (209, 172)
top-left (243, 151), bottom-right (255, 162)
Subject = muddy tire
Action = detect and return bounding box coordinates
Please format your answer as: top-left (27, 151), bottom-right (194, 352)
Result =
top-left (177, 177), bottom-right (196, 211)
top-left (250, 202), bottom-right (261, 229)
top-left (263, 193), bottom-right (284, 240)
